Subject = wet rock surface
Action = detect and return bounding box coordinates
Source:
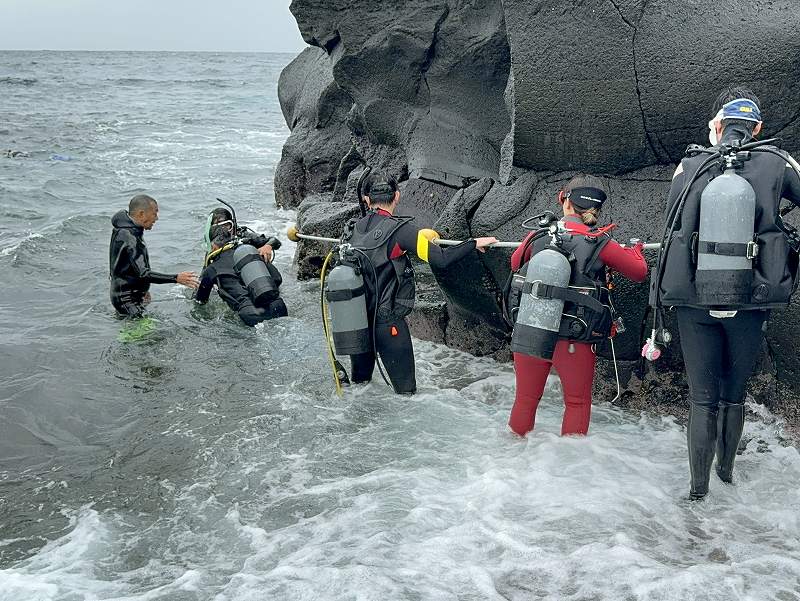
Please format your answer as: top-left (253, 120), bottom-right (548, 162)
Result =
top-left (278, 0), bottom-right (800, 426)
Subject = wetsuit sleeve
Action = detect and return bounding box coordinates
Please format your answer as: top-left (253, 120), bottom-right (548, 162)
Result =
top-left (783, 161), bottom-right (800, 206)
top-left (194, 267), bottom-right (214, 303)
top-left (120, 230), bottom-right (177, 284)
top-left (393, 222), bottom-right (476, 269)
top-left (131, 251), bottom-right (177, 284)
top-left (510, 231), bottom-right (536, 271)
top-left (240, 227), bottom-right (282, 251)
top-left (598, 239), bottom-right (648, 282)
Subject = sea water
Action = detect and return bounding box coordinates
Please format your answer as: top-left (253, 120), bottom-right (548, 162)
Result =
top-left (0, 51), bottom-right (798, 601)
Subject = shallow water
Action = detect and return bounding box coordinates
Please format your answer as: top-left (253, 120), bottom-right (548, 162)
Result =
top-left (1, 51), bottom-right (799, 601)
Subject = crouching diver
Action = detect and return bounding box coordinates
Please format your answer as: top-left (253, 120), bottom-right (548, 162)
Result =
top-left (505, 175), bottom-right (648, 436)
top-left (109, 194), bottom-right (199, 317)
top-left (324, 171), bottom-right (497, 394)
top-left (195, 204), bottom-right (287, 326)
top-left (649, 86), bottom-right (800, 499)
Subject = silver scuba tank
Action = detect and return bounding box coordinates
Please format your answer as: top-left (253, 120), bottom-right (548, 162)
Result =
top-left (696, 171), bottom-right (757, 306)
top-left (326, 262), bottom-right (371, 355)
top-left (233, 244), bottom-right (279, 305)
top-left (510, 247), bottom-right (572, 360)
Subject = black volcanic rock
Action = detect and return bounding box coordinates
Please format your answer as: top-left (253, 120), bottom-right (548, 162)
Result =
top-left (501, 0), bottom-right (800, 173)
top-left (274, 48), bottom-right (354, 209)
top-left (288, 0), bottom-right (511, 186)
top-left (278, 0), bottom-right (800, 425)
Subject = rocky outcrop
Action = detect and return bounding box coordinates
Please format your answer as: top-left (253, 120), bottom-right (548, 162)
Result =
top-left (502, 0), bottom-right (800, 172)
top-left (278, 0), bottom-right (800, 423)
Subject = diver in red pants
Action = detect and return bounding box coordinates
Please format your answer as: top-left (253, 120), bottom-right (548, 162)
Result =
top-left (506, 175), bottom-right (648, 436)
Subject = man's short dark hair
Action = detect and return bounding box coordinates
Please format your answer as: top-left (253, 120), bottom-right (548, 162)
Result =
top-left (129, 194), bottom-right (157, 214)
top-left (713, 85), bottom-right (761, 133)
top-left (362, 172), bottom-right (399, 206)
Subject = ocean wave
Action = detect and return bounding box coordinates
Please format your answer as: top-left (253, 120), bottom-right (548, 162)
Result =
top-left (0, 77), bottom-right (38, 86)
top-left (0, 232), bottom-right (44, 257)
top-left (107, 77), bottom-right (243, 88)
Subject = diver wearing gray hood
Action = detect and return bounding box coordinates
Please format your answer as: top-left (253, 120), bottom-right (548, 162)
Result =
top-left (649, 86), bottom-right (800, 500)
top-left (109, 194), bottom-right (198, 317)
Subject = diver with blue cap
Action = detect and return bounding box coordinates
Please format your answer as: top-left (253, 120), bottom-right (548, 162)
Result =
top-left (649, 86), bottom-right (800, 499)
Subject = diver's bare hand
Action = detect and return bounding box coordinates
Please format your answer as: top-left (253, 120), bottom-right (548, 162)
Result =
top-left (177, 271), bottom-right (199, 289)
top-left (474, 237), bottom-right (498, 253)
top-left (258, 244), bottom-right (273, 262)
top-left (143, 292), bottom-right (152, 305)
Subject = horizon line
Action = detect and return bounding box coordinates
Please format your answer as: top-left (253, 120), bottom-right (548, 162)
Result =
top-left (0, 48), bottom-right (307, 54)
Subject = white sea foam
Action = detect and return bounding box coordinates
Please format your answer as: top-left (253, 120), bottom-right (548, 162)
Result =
top-left (4, 341), bottom-right (798, 600)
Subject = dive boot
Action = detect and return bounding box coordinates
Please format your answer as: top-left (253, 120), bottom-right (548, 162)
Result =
top-left (688, 404), bottom-right (718, 500)
top-left (715, 402), bottom-right (745, 484)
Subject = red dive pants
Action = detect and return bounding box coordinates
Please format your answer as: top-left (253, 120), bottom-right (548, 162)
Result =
top-left (509, 340), bottom-right (596, 436)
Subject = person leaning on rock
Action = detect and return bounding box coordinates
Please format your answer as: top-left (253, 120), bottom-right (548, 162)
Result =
top-left (649, 86), bottom-right (800, 500)
top-left (109, 194), bottom-right (198, 317)
top-left (341, 171), bottom-right (497, 394)
top-left (506, 175), bottom-right (647, 437)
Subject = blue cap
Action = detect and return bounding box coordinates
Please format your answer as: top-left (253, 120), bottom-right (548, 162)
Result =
top-left (722, 98), bottom-right (762, 123)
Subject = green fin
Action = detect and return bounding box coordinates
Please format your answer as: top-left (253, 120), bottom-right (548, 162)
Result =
top-left (118, 317), bottom-right (157, 343)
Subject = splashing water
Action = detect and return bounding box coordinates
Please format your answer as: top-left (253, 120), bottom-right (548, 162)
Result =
top-left (0, 51), bottom-right (799, 601)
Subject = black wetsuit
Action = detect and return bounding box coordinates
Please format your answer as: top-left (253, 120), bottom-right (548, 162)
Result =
top-left (658, 127), bottom-right (800, 497)
top-left (109, 210), bottom-right (177, 317)
top-left (195, 236), bottom-right (287, 327)
top-left (346, 209), bottom-right (477, 394)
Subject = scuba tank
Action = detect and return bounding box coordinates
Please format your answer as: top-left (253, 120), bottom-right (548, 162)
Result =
top-left (325, 253), bottom-right (371, 355)
top-left (233, 244), bottom-right (279, 305)
top-left (511, 246), bottom-right (572, 360)
top-left (696, 169), bottom-right (758, 306)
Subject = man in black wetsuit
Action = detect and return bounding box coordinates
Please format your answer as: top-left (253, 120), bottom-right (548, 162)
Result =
top-left (194, 215), bottom-right (287, 326)
top-left (651, 86), bottom-right (800, 499)
top-left (344, 172), bottom-right (497, 394)
top-left (109, 194), bottom-right (198, 317)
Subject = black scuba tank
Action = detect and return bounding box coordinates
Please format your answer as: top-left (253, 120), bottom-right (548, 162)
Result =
top-left (233, 244), bottom-right (279, 305)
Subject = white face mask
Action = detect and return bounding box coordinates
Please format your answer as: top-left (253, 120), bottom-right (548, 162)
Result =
top-left (708, 109), bottom-right (723, 146)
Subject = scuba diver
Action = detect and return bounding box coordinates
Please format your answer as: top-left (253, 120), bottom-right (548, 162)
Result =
top-left (649, 86), bottom-right (800, 500)
top-left (203, 207), bottom-right (278, 262)
top-left (194, 204), bottom-right (287, 326)
top-left (109, 194), bottom-right (199, 317)
top-left (506, 175), bottom-right (648, 436)
top-left (324, 171), bottom-right (497, 394)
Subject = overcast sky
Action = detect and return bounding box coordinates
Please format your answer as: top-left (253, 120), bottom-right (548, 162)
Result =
top-left (0, 0), bottom-right (308, 52)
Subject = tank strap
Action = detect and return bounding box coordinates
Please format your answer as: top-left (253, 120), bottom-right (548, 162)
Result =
top-left (522, 281), bottom-right (606, 312)
top-left (234, 252), bottom-right (264, 272)
top-left (698, 240), bottom-right (759, 259)
top-left (326, 286), bottom-right (365, 302)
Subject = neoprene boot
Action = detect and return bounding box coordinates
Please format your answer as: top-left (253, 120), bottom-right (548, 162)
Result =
top-left (688, 404), bottom-right (718, 500)
top-left (715, 401), bottom-right (745, 484)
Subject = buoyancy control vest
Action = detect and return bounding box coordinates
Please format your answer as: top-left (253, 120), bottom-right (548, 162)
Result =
top-left (506, 220), bottom-right (615, 348)
top-left (342, 212), bottom-right (416, 321)
top-left (653, 144), bottom-right (799, 309)
top-left (204, 244), bottom-right (283, 311)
